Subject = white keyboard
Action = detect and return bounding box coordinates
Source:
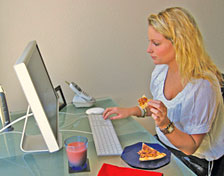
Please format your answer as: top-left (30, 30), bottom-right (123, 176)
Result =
top-left (88, 114), bottom-right (123, 156)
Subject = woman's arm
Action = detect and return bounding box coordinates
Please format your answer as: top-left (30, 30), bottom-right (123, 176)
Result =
top-left (103, 106), bottom-right (143, 120)
top-left (148, 100), bottom-right (205, 155)
top-left (165, 125), bottom-right (205, 155)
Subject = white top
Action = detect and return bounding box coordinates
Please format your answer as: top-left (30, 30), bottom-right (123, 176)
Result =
top-left (150, 64), bottom-right (224, 161)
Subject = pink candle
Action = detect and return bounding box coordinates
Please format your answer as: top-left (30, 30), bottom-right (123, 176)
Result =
top-left (66, 141), bottom-right (87, 167)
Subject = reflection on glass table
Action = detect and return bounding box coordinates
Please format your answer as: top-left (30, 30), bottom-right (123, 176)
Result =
top-left (0, 98), bottom-right (196, 176)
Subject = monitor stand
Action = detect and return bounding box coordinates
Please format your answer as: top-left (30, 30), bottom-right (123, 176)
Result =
top-left (20, 105), bottom-right (62, 153)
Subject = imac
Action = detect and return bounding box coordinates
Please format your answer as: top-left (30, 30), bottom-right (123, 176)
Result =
top-left (14, 40), bottom-right (62, 153)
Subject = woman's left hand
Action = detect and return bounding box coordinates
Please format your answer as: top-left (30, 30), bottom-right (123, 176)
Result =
top-left (148, 100), bottom-right (170, 129)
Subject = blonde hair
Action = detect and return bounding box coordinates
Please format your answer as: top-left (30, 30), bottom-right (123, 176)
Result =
top-left (148, 7), bottom-right (223, 86)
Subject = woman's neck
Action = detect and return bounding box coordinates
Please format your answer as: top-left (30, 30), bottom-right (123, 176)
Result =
top-left (167, 60), bottom-right (179, 74)
top-left (167, 61), bottom-right (187, 87)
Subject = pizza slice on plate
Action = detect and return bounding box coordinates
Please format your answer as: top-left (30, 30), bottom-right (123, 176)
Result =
top-left (138, 95), bottom-right (151, 109)
top-left (137, 143), bottom-right (166, 161)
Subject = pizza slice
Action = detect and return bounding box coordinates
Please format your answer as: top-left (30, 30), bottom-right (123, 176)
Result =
top-left (137, 143), bottom-right (166, 161)
top-left (138, 95), bottom-right (151, 109)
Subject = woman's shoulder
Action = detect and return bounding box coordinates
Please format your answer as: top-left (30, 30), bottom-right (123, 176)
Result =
top-left (187, 72), bottom-right (221, 103)
top-left (190, 72), bottom-right (220, 92)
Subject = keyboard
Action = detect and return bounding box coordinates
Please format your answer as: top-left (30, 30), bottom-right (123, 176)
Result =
top-left (88, 114), bottom-right (123, 156)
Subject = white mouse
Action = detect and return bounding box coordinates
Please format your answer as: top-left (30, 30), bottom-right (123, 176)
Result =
top-left (85, 107), bottom-right (105, 115)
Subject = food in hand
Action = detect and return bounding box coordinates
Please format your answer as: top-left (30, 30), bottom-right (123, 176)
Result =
top-left (138, 95), bottom-right (151, 109)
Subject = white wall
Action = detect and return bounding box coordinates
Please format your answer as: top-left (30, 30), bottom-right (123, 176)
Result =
top-left (1, 0), bottom-right (224, 113)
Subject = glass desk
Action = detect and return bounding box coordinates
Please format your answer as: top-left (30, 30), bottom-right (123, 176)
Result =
top-left (0, 98), bottom-right (196, 176)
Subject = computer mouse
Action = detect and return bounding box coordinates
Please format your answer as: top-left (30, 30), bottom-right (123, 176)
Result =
top-left (85, 107), bottom-right (105, 115)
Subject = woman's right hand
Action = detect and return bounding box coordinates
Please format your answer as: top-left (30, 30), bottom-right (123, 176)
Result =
top-left (103, 107), bottom-right (131, 120)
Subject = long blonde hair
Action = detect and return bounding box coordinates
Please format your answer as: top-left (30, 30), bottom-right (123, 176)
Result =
top-left (148, 7), bottom-right (223, 86)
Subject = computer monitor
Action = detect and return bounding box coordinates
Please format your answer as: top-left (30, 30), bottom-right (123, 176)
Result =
top-left (14, 40), bottom-right (62, 153)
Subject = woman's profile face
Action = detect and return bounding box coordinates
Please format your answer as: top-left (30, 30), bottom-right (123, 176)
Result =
top-left (147, 26), bottom-right (176, 66)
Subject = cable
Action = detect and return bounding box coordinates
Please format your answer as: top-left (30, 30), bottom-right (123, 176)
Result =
top-left (60, 129), bottom-right (92, 135)
top-left (0, 113), bottom-right (33, 133)
top-left (0, 131), bottom-right (22, 136)
top-left (59, 111), bottom-right (86, 117)
top-left (0, 111), bottom-right (87, 133)
top-left (208, 160), bottom-right (214, 176)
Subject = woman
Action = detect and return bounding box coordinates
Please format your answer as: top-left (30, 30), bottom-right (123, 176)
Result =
top-left (103, 7), bottom-right (224, 176)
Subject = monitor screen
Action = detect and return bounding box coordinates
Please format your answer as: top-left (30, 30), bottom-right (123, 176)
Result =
top-left (14, 40), bottom-right (62, 153)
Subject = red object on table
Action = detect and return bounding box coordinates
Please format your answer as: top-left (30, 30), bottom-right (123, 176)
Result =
top-left (97, 163), bottom-right (163, 176)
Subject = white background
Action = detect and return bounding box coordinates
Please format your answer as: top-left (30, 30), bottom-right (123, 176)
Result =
top-left (1, 0), bottom-right (224, 133)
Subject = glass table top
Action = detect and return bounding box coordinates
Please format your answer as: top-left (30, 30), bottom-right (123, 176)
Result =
top-left (0, 97), bottom-right (196, 176)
